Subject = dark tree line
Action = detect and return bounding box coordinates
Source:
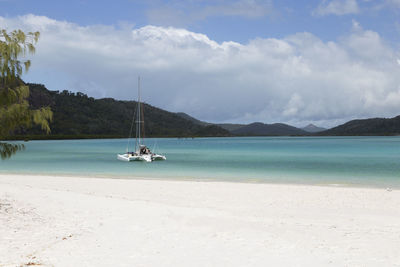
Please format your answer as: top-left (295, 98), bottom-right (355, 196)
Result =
top-left (8, 83), bottom-right (229, 139)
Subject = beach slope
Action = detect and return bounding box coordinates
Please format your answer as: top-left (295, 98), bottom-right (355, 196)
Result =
top-left (1, 174), bottom-right (399, 266)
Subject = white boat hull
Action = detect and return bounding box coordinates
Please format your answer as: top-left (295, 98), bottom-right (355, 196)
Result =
top-left (117, 153), bottom-right (152, 162)
top-left (152, 154), bottom-right (166, 161)
top-left (117, 153), bottom-right (166, 162)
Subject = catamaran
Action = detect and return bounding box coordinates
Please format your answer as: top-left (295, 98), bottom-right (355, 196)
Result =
top-left (117, 77), bottom-right (166, 162)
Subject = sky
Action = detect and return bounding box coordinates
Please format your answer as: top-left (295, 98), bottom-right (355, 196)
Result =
top-left (1, 0), bottom-right (400, 127)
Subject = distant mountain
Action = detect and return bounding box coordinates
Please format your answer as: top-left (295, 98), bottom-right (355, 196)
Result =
top-left (216, 123), bottom-right (246, 132)
top-left (175, 112), bottom-right (210, 126)
top-left (302, 124), bottom-right (326, 133)
top-left (13, 83), bottom-right (230, 139)
top-left (319, 116), bottom-right (400, 136)
top-left (175, 113), bottom-right (245, 132)
top-left (231, 122), bottom-right (308, 136)
top-left (176, 116), bottom-right (309, 136)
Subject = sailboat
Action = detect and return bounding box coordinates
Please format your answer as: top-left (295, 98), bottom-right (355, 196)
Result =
top-left (117, 77), bottom-right (166, 162)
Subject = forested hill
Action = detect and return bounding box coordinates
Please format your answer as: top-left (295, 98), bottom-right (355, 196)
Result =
top-left (231, 122), bottom-right (308, 136)
top-left (318, 116), bottom-right (400, 136)
top-left (17, 83), bottom-right (230, 139)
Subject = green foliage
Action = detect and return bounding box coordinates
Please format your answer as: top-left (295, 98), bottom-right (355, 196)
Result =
top-left (0, 29), bottom-right (52, 159)
top-left (17, 83), bottom-right (230, 139)
top-left (0, 29), bottom-right (39, 83)
top-left (231, 122), bottom-right (308, 136)
top-left (319, 116), bottom-right (400, 136)
top-left (0, 142), bottom-right (24, 160)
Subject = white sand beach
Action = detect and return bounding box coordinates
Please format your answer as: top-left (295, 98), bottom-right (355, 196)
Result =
top-left (1, 174), bottom-right (400, 267)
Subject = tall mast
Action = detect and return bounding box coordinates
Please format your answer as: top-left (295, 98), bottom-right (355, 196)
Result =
top-left (138, 76), bottom-right (141, 147)
top-left (135, 76), bottom-right (141, 152)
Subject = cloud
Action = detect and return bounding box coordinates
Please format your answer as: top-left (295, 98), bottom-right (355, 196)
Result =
top-left (313, 0), bottom-right (359, 16)
top-left (1, 14), bottom-right (400, 127)
top-left (146, 0), bottom-right (274, 27)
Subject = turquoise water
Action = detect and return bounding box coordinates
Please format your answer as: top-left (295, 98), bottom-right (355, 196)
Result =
top-left (1, 137), bottom-right (400, 188)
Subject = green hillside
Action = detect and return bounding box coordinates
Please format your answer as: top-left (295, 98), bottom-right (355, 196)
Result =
top-left (319, 116), bottom-right (400, 136)
top-left (9, 83), bottom-right (230, 139)
top-left (231, 122), bottom-right (308, 136)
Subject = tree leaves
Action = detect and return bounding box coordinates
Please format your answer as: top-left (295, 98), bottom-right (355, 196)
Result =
top-left (0, 29), bottom-right (52, 159)
top-left (0, 142), bottom-right (24, 160)
top-left (0, 29), bottom-right (39, 82)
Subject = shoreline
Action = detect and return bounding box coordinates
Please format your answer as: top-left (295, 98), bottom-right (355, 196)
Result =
top-left (0, 171), bottom-right (398, 190)
top-left (1, 173), bottom-right (400, 266)
top-left (4, 135), bottom-right (400, 141)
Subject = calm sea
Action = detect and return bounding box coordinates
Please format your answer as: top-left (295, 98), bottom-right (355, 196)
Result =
top-left (1, 137), bottom-right (400, 188)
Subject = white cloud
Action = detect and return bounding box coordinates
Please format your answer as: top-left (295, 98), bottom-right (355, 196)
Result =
top-left (147, 0), bottom-right (274, 26)
top-left (283, 93), bottom-right (304, 117)
top-left (313, 0), bottom-right (359, 16)
top-left (1, 14), bottom-right (400, 127)
top-left (351, 19), bottom-right (362, 31)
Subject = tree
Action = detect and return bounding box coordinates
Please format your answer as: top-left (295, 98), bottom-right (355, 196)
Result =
top-left (0, 29), bottom-right (53, 159)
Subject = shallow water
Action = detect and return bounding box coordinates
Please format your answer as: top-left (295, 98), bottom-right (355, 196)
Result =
top-left (1, 137), bottom-right (400, 188)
